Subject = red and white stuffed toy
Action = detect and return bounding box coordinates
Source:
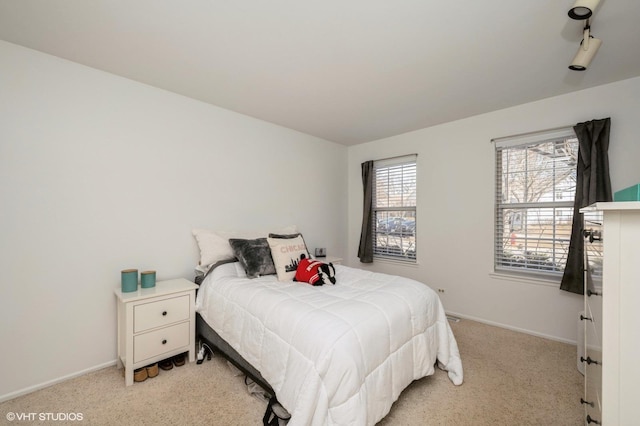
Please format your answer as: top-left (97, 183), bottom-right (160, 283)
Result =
top-left (294, 255), bottom-right (336, 286)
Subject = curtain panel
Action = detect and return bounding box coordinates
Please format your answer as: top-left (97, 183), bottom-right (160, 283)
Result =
top-left (560, 118), bottom-right (612, 294)
top-left (357, 160), bottom-right (374, 263)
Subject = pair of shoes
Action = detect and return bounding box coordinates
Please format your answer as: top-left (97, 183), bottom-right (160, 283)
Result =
top-left (134, 363), bottom-right (160, 382)
top-left (158, 353), bottom-right (187, 371)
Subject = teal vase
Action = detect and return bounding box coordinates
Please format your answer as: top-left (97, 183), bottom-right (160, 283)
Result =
top-left (141, 270), bottom-right (156, 288)
top-left (121, 269), bottom-right (138, 293)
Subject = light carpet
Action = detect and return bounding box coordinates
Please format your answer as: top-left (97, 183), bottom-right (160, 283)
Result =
top-left (0, 319), bottom-right (583, 425)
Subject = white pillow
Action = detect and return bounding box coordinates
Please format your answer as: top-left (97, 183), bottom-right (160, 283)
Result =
top-left (267, 234), bottom-right (310, 281)
top-left (192, 226), bottom-right (298, 270)
top-left (192, 229), bottom-right (235, 267)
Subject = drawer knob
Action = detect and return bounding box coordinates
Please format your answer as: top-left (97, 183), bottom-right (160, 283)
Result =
top-left (586, 415), bottom-right (601, 425)
top-left (162, 339), bottom-right (167, 345)
top-left (583, 229), bottom-right (602, 243)
top-left (587, 289), bottom-right (602, 297)
top-left (581, 356), bottom-right (601, 366)
top-left (580, 398), bottom-right (594, 407)
top-left (162, 311), bottom-right (167, 316)
top-left (580, 314), bottom-right (592, 322)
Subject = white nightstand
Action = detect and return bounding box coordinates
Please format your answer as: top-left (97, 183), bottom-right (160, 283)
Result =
top-left (114, 278), bottom-right (198, 386)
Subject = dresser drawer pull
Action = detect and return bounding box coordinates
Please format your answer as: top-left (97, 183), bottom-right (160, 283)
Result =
top-left (586, 415), bottom-right (601, 425)
top-left (580, 398), bottom-right (594, 407)
top-left (587, 289), bottom-right (602, 297)
top-left (162, 311), bottom-right (168, 316)
top-left (580, 314), bottom-right (592, 322)
top-left (162, 339), bottom-right (167, 345)
top-left (581, 356), bottom-right (601, 366)
top-left (583, 229), bottom-right (602, 243)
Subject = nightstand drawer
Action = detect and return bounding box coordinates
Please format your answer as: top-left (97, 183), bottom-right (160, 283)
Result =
top-left (133, 321), bottom-right (190, 363)
top-left (134, 295), bottom-right (189, 333)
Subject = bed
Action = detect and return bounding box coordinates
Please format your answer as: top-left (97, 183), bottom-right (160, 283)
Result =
top-left (194, 256), bottom-right (463, 425)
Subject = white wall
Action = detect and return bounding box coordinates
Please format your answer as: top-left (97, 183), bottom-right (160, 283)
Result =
top-left (347, 76), bottom-right (640, 344)
top-left (0, 40), bottom-right (347, 400)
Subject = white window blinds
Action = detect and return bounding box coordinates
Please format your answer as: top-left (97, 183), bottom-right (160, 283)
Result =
top-left (373, 154), bottom-right (417, 261)
top-left (494, 128), bottom-right (578, 277)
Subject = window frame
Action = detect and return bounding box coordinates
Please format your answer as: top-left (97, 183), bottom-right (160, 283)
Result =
top-left (372, 155), bottom-right (417, 262)
top-left (494, 128), bottom-right (578, 279)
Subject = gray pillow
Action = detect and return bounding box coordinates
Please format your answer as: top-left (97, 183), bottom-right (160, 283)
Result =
top-left (229, 238), bottom-right (276, 278)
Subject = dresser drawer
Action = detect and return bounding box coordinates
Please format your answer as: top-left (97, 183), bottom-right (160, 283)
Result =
top-left (134, 295), bottom-right (190, 333)
top-left (133, 321), bottom-right (190, 363)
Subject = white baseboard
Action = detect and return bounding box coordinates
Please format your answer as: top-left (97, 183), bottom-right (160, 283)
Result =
top-left (0, 360), bottom-right (117, 403)
top-left (446, 310), bottom-right (578, 346)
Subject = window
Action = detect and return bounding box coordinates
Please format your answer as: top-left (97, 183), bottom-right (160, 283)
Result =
top-left (373, 155), bottom-right (417, 261)
top-left (495, 128), bottom-right (578, 277)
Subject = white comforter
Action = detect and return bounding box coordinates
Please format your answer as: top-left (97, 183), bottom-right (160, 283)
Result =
top-left (196, 262), bottom-right (463, 425)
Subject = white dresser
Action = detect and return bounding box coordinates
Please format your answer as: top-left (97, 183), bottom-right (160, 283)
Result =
top-left (114, 278), bottom-right (198, 386)
top-left (580, 202), bottom-right (640, 425)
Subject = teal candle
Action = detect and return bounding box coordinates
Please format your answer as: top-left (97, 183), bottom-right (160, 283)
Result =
top-left (121, 269), bottom-right (138, 293)
top-left (141, 270), bottom-right (156, 288)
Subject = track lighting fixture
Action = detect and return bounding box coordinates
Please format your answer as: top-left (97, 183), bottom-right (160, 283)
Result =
top-left (568, 0), bottom-right (600, 20)
top-left (569, 24), bottom-right (602, 71)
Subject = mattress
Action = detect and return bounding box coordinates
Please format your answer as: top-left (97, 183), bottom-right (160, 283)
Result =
top-left (195, 261), bottom-right (463, 425)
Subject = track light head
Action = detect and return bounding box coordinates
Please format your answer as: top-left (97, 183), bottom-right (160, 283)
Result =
top-left (568, 0), bottom-right (600, 20)
top-left (569, 26), bottom-right (602, 71)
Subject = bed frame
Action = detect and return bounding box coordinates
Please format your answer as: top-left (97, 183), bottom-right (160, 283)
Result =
top-left (196, 312), bottom-right (275, 397)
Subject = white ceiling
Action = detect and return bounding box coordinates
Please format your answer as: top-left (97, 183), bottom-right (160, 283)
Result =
top-left (1, 0), bottom-right (639, 145)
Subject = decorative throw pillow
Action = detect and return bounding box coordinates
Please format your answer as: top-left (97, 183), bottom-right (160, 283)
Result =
top-left (229, 238), bottom-right (276, 279)
top-left (267, 234), bottom-right (310, 281)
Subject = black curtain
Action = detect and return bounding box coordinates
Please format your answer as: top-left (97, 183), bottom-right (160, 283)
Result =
top-left (357, 161), bottom-right (374, 263)
top-left (560, 118), bottom-right (612, 294)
